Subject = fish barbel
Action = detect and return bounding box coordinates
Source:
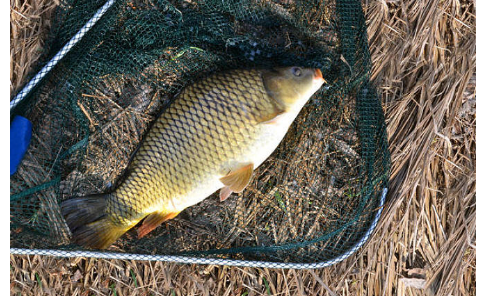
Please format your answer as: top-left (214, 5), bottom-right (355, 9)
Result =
top-left (61, 66), bottom-right (325, 249)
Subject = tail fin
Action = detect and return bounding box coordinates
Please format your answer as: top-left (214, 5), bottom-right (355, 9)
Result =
top-left (61, 194), bottom-right (129, 249)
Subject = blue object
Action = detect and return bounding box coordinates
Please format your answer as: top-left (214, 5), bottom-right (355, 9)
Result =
top-left (10, 115), bottom-right (32, 175)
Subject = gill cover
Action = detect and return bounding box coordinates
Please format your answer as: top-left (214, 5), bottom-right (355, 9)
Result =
top-left (261, 67), bottom-right (325, 111)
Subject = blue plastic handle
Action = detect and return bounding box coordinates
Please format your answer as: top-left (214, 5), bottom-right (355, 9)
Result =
top-left (10, 115), bottom-right (32, 175)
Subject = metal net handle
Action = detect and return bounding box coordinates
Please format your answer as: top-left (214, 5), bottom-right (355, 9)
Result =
top-left (10, 0), bottom-right (116, 110)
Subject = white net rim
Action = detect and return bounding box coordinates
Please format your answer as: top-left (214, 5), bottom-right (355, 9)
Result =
top-left (10, 188), bottom-right (387, 269)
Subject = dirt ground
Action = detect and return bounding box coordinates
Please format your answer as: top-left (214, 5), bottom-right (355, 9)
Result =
top-left (10, 0), bottom-right (475, 295)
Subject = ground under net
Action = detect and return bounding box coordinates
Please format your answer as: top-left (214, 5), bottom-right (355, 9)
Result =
top-left (10, 0), bottom-right (390, 265)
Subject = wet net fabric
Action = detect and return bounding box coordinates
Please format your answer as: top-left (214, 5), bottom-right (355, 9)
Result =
top-left (10, 0), bottom-right (390, 265)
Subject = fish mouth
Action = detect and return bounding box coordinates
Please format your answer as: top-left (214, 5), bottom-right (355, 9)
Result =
top-left (313, 68), bottom-right (326, 84)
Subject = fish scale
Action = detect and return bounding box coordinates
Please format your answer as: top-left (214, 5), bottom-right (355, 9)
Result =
top-left (61, 66), bottom-right (325, 249)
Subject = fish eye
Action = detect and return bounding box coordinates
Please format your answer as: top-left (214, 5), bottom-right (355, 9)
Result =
top-left (291, 67), bottom-right (302, 77)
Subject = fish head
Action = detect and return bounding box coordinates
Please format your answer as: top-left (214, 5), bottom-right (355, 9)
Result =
top-left (262, 66), bottom-right (326, 111)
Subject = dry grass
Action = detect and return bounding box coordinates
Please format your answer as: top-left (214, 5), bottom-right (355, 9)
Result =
top-left (10, 0), bottom-right (475, 295)
top-left (10, 0), bottom-right (59, 95)
top-left (366, 0), bottom-right (476, 294)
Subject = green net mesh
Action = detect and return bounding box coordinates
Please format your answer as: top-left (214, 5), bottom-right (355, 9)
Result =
top-left (10, 0), bottom-right (390, 265)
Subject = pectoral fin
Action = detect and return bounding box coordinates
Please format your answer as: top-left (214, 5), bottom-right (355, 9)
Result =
top-left (220, 163), bottom-right (254, 193)
top-left (137, 211), bottom-right (180, 238)
top-left (255, 108), bottom-right (285, 124)
top-left (219, 186), bottom-right (233, 202)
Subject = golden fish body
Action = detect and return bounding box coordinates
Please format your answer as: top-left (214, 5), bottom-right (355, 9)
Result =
top-left (61, 67), bottom-right (325, 249)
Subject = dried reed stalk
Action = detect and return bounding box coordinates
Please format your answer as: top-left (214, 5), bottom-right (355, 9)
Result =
top-left (10, 0), bottom-right (475, 295)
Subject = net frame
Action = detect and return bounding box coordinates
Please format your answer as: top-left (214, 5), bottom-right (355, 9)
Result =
top-left (10, 0), bottom-right (390, 268)
top-left (11, 189), bottom-right (386, 268)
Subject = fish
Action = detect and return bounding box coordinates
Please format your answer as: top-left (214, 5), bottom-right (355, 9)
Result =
top-left (61, 66), bottom-right (325, 249)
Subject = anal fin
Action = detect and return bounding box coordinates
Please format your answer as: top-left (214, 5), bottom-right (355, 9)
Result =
top-left (137, 211), bottom-right (180, 238)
